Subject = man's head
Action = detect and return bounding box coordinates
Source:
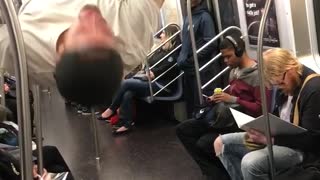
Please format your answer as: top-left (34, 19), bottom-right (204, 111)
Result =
top-left (55, 5), bottom-right (123, 106)
top-left (219, 35), bottom-right (246, 68)
top-left (61, 5), bottom-right (115, 54)
top-left (263, 48), bottom-right (303, 95)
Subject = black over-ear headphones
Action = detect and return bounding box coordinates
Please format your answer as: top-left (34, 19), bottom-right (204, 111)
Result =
top-left (225, 36), bottom-right (244, 57)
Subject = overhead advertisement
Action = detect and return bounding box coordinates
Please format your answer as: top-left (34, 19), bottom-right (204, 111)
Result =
top-left (244, 0), bottom-right (280, 47)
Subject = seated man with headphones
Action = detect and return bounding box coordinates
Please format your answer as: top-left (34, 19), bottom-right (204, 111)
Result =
top-left (176, 34), bottom-right (268, 180)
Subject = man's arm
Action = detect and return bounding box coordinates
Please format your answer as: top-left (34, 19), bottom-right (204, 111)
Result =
top-left (236, 86), bottom-right (271, 117)
top-left (274, 90), bottom-right (320, 152)
top-left (197, 13), bottom-right (217, 61)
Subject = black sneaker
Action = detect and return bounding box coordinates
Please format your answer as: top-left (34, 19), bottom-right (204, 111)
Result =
top-left (81, 107), bottom-right (91, 115)
top-left (81, 107), bottom-right (100, 115)
top-left (76, 104), bottom-right (83, 114)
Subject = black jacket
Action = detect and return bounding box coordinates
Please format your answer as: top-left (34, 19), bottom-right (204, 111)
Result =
top-left (176, 4), bottom-right (218, 73)
top-left (148, 46), bottom-right (180, 90)
top-left (273, 66), bottom-right (320, 155)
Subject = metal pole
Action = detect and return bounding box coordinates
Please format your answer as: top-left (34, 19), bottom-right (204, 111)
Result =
top-left (33, 84), bottom-right (44, 176)
top-left (257, 0), bottom-right (275, 179)
top-left (0, 1), bottom-right (33, 180)
top-left (91, 108), bottom-right (100, 162)
top-left (0, 68), bottom-right (5, 106)
top-left (186, 0), bottom-right (203, 105)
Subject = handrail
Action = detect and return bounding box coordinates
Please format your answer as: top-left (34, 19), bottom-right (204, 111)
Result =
top-left (187, 0), bottom-right (203, 105)
top-left (145, 24), bottom-right (181, 102)
top-left (199, 53), bottom-right (222, 72)
top-left (0, 0), bottom-right (33, 180)
top-left (0, 68), bottom-right (5, 106)
top-left (202, 67), bottom-right (230, 89)
top-left (152, 63), bottom-right (177, 83)
top-left (33, 84), bottom-right (44, 176)
top-left (148, 25), bottom-right (243, 101)
top-left (257, 0), bottom-right (275, 179)
top-left (147, 30), bottom-right (181, 57)
top-left (196, 26), bottom-right (242, 90)
top-left (150, 44), bottom-right (182, 69)
top-left (153, 72), bottom-right (184, 97)
top-left (197, 26), bottom-right (242, 54)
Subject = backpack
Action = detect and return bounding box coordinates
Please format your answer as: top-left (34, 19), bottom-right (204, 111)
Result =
top-left (0, 149), bottom-right (20, 180)
top-left (0, 122), bottom-right (18, 146)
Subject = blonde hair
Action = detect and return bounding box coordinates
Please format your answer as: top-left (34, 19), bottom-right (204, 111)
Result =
top-left (263, 48), bottom-right (302, 86)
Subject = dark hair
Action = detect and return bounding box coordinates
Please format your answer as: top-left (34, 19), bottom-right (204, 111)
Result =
top-left (55, 47), bottom-right (123, 106)
top-left (219, 34), bottom-right (245, 51)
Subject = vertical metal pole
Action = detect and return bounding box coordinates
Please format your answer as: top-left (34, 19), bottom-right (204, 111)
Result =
top-left (0, 68), bottom-right (5, 106)
top-left (186, 0), bottom-right (204, 105)
top-left (213, 0), bottom-right (223, 33)
top-left (257, 0), bottom-right (275, 179)
top-left (33, 84), bottom-right (44, 176)
top-left (0, 1), bottom-right (33, 179)
top-left (175, 0), bottom-right (184, 27)
top-left (91, 108), bottom-right (100, 162)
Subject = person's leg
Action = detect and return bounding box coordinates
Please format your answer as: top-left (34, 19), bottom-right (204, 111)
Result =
top-left (196, 132), bottom-right (230, 180)
top-left (102, 78), bottom-right (150, 118)
top-left (214, 132), bottom-right (249, 180)
top-left (241, 146), bottom-right (304, 180)
top-left (115, 81), bottom-right (158, 133)
top-left (116, 91), bottom-right (135, 132)
top-left (183, 74), bottom-right (196, 118)
top-left (176, 119), bottom-right (227, 179)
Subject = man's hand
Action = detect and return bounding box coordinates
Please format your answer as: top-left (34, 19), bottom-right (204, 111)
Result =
top-left (4, 83), bottom-right (9, 93)
top-left (149, 71), bottom-right (155, 80)
top-left (246, 129), bottom-right (274, 145)
top-left (33, 165), bottom-right (52, 180)
top-left (212, 92), bottom-right (234, 103)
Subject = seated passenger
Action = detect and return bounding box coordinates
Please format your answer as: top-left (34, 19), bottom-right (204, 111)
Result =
top-left (214, 48), bottom-right (320, 180)
top-left (97, 25), bottom-right (181, 134)
top-left (176, 34), bottom-right (268, 180)
top-left (0, 0), bottom-right (164, 105)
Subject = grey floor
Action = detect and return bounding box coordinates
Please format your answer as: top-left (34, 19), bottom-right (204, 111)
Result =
top-left (40, 89), bottom-right (202, 180)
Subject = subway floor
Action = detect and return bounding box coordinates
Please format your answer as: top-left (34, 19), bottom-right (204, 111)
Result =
top-left (40, 89), bottom-right (202, 180)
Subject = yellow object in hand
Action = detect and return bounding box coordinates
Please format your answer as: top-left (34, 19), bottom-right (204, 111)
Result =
top-left (214, 88), bottom-right (223, 94)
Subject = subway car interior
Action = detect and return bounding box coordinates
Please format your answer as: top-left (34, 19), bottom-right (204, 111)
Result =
top-left (0, 0), bottom-right (320, 180)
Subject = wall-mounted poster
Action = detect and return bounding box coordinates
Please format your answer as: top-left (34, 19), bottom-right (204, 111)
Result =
top-left (244, 0), bottom-right (280, 47)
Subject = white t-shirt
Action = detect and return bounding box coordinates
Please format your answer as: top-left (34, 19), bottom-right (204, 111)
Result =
top-left (0, 0), bottom-right (160, 86)
top-left (280, 95), bottom-right (293, 122)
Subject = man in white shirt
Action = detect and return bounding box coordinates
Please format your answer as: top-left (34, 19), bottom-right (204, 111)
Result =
top-left (0, 0), bottom-right (164, 105)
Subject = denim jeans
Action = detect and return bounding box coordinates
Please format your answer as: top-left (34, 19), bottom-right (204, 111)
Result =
top-left (218, 132), bottom-right (304, 180)
top-left (110, 78), bottom-right (159, 127)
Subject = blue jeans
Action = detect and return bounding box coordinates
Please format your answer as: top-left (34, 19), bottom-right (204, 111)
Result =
top-left (109, 78), bottom-right (159, 127)
top-left (218, 132), bottom-right (304, 180)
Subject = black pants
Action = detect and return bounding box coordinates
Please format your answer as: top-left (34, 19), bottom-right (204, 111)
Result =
top-left (33, 146), bottom-right (74, 180)
top-left (176, 118), bottom-right (239, 179)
